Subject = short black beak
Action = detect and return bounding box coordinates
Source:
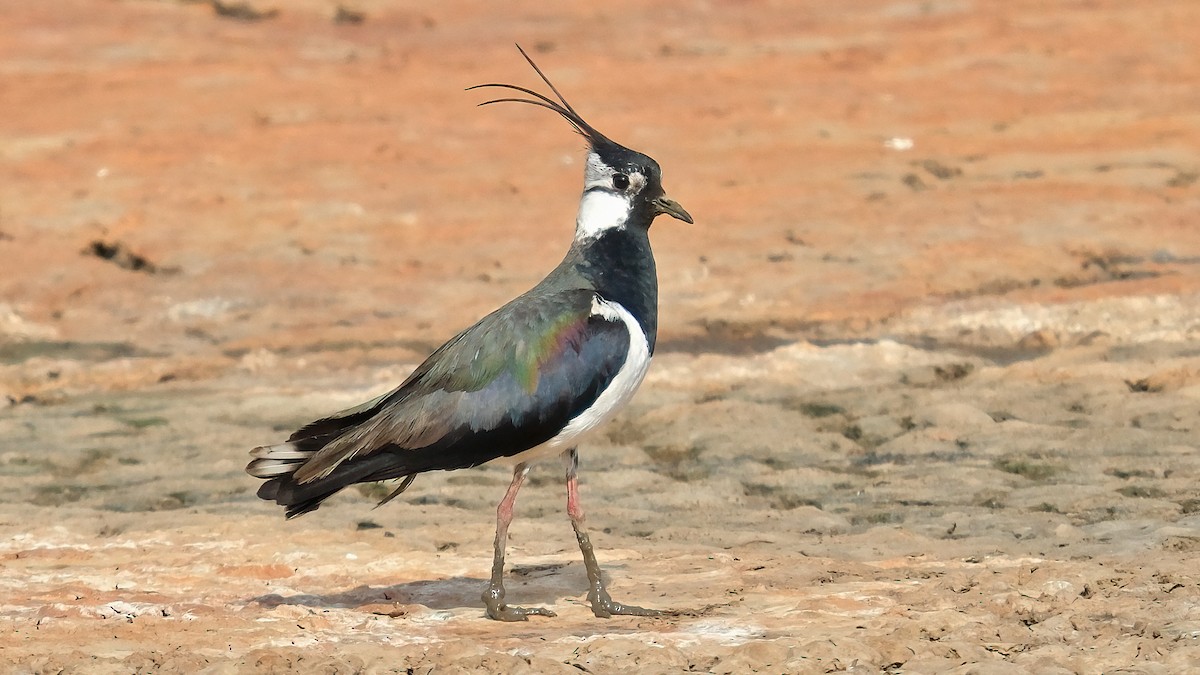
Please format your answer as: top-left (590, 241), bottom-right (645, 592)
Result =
top-left (652, 196), bottom-right (693, 224)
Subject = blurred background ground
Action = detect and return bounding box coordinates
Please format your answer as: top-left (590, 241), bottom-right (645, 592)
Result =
top-left (2, 0), bottom-right (1199, 672)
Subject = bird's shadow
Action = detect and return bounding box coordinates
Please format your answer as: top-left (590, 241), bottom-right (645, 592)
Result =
top-left (250, 562), bottom-right (584, 612)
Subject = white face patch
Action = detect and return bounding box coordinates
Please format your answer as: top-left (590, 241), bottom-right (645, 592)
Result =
top-left (576, 151), bottom-right (644, 242)
top-left (583, 151), bottom-right (615, 190)
top-left (575, 190), bottom-right (631, 241)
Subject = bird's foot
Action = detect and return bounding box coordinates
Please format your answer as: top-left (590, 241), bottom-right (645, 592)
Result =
top-left (483, 585), bottom-right (556, 622)
top-left (586, 587), bottom-right (665, 619)
top-left (486, 602), bottom-right (557, 622)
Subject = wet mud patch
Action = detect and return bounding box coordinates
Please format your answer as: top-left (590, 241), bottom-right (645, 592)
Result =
top-left (0, 341), bottom-right (144, 364)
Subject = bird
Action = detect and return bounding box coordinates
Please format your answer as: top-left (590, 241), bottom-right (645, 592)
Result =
top-left (246, 45), bottom-right (692, 621)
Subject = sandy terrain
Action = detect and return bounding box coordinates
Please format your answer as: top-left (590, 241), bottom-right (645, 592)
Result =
top-left (3, 0), bottom-right (1200, 672)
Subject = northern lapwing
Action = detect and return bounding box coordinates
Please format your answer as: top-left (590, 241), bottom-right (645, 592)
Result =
top-left (247, 46), bottom-right (692, 621)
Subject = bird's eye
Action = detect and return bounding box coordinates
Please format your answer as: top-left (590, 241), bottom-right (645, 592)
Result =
top-left (612, 173), bottom-right (630, 190)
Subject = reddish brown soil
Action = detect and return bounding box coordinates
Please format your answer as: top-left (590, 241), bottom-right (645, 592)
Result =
top-left (3, 1), bottom-right (1200, 672)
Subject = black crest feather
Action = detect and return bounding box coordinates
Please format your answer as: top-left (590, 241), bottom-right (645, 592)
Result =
top-left (467, 45), bottom-right (615, 148)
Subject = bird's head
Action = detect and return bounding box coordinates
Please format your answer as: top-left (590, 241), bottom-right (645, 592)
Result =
top-left (469, 46), bottom-right (692, 241)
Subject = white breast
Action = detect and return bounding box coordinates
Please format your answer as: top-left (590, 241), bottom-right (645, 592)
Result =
top-left (505, 296), bottom-right (651, 465)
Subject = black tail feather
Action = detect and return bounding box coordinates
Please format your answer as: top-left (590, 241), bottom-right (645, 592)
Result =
top-left (251, 438), bottom-right (420, 519)
top-left (253, 451), bottom-right (410, 518)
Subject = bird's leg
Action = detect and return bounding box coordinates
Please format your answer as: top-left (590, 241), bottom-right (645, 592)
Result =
top-left (564, 448), bottom-right (662, 618)
top-left (482, 463), bottom-right (556, 621)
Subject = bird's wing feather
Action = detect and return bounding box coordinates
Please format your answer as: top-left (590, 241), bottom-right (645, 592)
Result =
top-left (291, 289), bottom-right (630, 483)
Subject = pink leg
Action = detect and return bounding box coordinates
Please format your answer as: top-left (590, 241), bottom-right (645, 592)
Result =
top-left (482, 463), bottom-right (556, 621)
top-left (564, 448), bottom-right (662, 618)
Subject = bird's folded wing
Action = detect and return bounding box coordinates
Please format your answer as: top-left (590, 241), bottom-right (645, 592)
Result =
top-left (291, 289), bottom-right (631, 483)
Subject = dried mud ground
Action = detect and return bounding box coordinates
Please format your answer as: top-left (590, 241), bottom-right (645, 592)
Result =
top-left (3, 1), bottom-right (1200, 673)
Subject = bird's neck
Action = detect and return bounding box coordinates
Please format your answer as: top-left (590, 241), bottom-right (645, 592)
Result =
top-left (571, 227), bottom-right (658, 353)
